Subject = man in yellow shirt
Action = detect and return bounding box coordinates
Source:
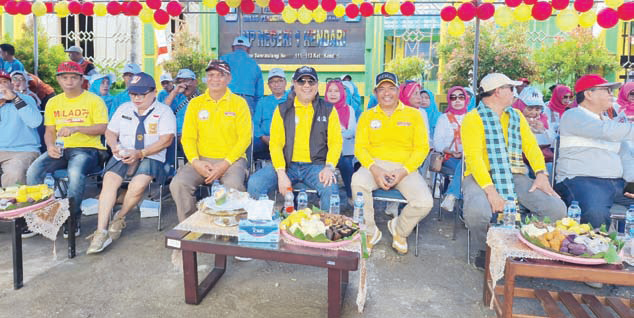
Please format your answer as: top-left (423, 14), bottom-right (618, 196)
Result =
top-left (351, 72), bottom-right (433, 255)
top-left (26, 61), bottom-right (108, 237)
top-left (169, 60), bottom-right (252, 222)
top-left (461, 73), bottom-right (565, 267)
top-left (247, 66), bottom-right (343, 210)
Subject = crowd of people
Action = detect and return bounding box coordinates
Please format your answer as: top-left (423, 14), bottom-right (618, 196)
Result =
top-left (1, 37), bottom-right (633, 265)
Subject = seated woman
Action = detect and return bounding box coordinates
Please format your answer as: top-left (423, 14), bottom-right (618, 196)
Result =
top-left (10, 71), bottom-right (41, 107)
top-left (87, 73), bottom-right (176, 255)
top-left (435, 86), bottom-right (468, 212)
top-left (89, 73), bottom-right (116, 114)
top-left (515, 86), bottom-right (555, 175)
top-left (325, 79), bottom-right (356, 202)
top-left (616, 82), bottom-right (634, 122)
top-left (420, 88), bottom-right (441, 137)
top-left (546, 84), bottom-right (574, 133)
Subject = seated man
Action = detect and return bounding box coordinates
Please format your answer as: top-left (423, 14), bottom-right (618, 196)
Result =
top-left (87, 73), bottom-right (175, 254)
top-left (161, 69), bottom-right (199, 137)
top-left (110, 63), bottom-right (142, 118)
top-left (253, 68), bottom-right (288, 161)
top-left (462, 73), bottom-right (566, 266)
top-left (248, 66), bottom-right (342, 210)
top-left (169, 60), bottom-right (251, 222)
top-left (351, 72), bottom-right (433, 255)
top-left (157, 73), bottom-right (174, 102)
top-left (554, 74), bottom-right (633, 229)
top-left (27, 62), bottom-right (108, 237)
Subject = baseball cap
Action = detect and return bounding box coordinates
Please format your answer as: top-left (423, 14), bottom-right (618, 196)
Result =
top-left (267, 68), bottom-right (285, 80)
top-left (10, 70), bottom-right (30, 81)
top-left (65, 45), bottom-right (83, 54)
top-left (574, 74), bottom-right (621, 94)
top-left (175, 69), bottom-right (196, 80)
top-left (518, 77), bottom-right (530, 84)
top-left (160, 73), bottom-right (173, 83)
top-left (122, 63), bottom-right (142, 75)
top-left (374, 72), bottom-right (398, 88)
top-left (127, 72), bottom-right (156, 94)
top-left (56, 61), bottom-right (83, 76)
top-left (479, 73), bottom-right (523, 93)
top-left (0, 70), bottom-right (10, 80)
top-left (292, 66), bottom-right (318, 81)
top-left (89, 73), bottom-right (115, 86)
top-left (232, 36), bottom-right (251, 48)
top-left (341, 74), bottom-right (352, 81)
top-left (205, 60), bottom-right (231, 74)
top-left (518, 86), bottom-right (544, 107)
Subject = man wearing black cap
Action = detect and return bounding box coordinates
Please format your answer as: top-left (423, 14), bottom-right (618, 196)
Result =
top-left (87, 72), bottom-right (176, 254)
top-left (247, 66), bottom-right (343, 211)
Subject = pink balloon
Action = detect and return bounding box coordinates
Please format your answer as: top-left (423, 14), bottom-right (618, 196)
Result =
top-left (531, 1), bottom-right (552, 21)
top-left (476, 3), bottom-right (495, 20)
top-left (440, 6), bottom-right (457, 21)
top-left (597, 8), bottom-right (619, 28)
top-left (457, 2), bottom-right (476, 21)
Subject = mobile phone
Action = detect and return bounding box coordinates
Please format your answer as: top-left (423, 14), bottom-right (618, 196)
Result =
top-left (624, 182), bottom-right (634, 194)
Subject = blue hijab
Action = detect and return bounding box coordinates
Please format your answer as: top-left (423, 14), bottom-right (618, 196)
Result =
top-left (464, 87), bottom-right (476, 111)
top-left (421, 89), bottom-right (441, 136)
top-left (89, 77), bottom-right (115, 116)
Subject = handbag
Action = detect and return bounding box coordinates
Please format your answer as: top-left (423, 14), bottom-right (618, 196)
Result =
top-left (429, 151), bottom-right (444, 172)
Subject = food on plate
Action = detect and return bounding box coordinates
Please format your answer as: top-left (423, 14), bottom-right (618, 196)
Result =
top-left (281, 208), bottom-right (359, 243)
top-left (0, 185), bottom-right (54, 211)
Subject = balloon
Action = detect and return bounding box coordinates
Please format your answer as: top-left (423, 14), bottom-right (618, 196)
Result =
top-left (268, 0), bottom-right (284, 13)
top-left (578, 10), bottom-right (596, 27)
top-left (216, 1), bottom-right (230, 15)
top-left (313, 7), bottom-right (327, 22)
top-left (495, 6), bottom-right (513, 26)
top-left (226, 0), bottom-right (241, 8)
top-left (54, 1), bottom-right (69, 17)
top-left (18, 1), bottom-right (32, 15)
top-left (345, 3), bottom-right (359, 18)
top-left (240, 0), bottom-right (255, 13)
top-left (304, 0), bottom-right (319, 10)
top-left (126, 1), bottom-right (142, 15)
top-left (531, 1), bottom-right (552, 21)
top-left (0, 0), bottom-right (8, 6)
top-left (4, 1), bottom-right (18, 15)
top-left (555, 8), bottom-right (579, 31)
top-left (597, 8), bottom-right (618, 28)
top-left (385, 0), bottom-right (399, 15)
top-left (282, 7), bottom-right (297, 23)
top-left (605, 0), bottom-right (623, 9)
top-left (440, 6), bottom-right (457, 21)
top-left (448, 20), bottom-right (465, 37)
top-left (573, 0), bottom-right (593, 12)
top-left (68, 1), bottom-right (81, 14)
top-left (298, 6), bottom-right (311, 23)
top-left (333, 4), bottom-right (345, 17)
top-left (551, 0), bottom-right (569, 10)
top-left (513, 4), bottom-right (532, 22)
top-left (254, 0), bottom-right (268, 7)
top-left (81, 1), bottom-right (94, 15)
top-left (106, 1), bottom-right (122, 15)
top-left (400, 1), bottom-right (414, 16)
top-left (505, 0), bottom-right (522, 8)
top-left (94, 3), bottom-right (107, 16)
top-left (139, 7), bottom-right (153, 22)
top-left (32, 1), bottom-right (47, 16)
top-left (476, 3), bottom-right (495, 20)
top-left (618, 2), bottom-right (634, 21)
top-left (359, 2), bottom-right (373, 16)
top-left (321, 0), bottom-right (336, 12)
top-left (457, 2), bottom-right (476, 21)
top-left (154, 8), bottom-right (169, 24)
top-left (288, 0), bottom-right (302, 9)
top-left (45, 2), bottom-right (54, 13)
top-left (524, 0), bottom-right (537, 5)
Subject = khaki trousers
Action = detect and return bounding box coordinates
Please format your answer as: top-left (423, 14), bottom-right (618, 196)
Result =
top-left (351, 159), bottom-right (433, 237)
top-left (0, 151), bottom-right (40, 187)
top-left (170, 158), bottom-right (248, 222)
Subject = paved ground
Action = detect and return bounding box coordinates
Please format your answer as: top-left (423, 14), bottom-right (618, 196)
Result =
top-left (1, 191), bottom-right (632, 318)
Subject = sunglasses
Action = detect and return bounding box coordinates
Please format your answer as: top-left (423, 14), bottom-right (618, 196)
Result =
top-left (590, 87), bottom-right (613, 94)
top-left (297, 78), bottom-right (317, 86)
top-left (449, 94), bottom-right (466, 101)
top-left (629, 91), bottom-right (634, 96)
top-left (562, 95), bottom-right (573, 99)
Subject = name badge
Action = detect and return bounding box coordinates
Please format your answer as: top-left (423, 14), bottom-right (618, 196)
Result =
top-left (148, 123), bottom-right (158, 134)
top-left (198, 110), bottom-right (209, 120)
top-left (224, 111), bottom-right (236, 117)
top-left (370, 120), bottom-right (381, 129)
top-left (397, 121), bottom-right (412, 127)
top-left (122, 115), bottom-right (132, 120)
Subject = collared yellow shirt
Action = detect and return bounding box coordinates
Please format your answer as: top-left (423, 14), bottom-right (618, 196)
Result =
top-left (461, 107), bottom-right (546, 189)
top-left (355, 102), bottom-right (428, 173)
top-left (181, 89), bottom-right (252, 163)
top-left (269, 97), bottom-right (343, 170)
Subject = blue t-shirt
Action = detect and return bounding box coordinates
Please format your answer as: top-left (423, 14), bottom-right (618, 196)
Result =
top-left (0, 58), bottom-right (24, 74)
top-left (220, 50), bottom-right (264, 102)
top-left (0, 93), bottom-right (42, 152)
top-left (254, 91), bottom-right (288, 138)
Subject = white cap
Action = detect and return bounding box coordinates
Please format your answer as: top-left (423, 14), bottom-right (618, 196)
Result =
top-left (267, 68), bottom-right (285, 80)
top-left (519, 86), bottom-right (544, 107)
top-left (65, 45), bottom-right (83, 54)
top-left (479, 73), bottom-right (523, 93)
top-left (160, 73), bottom-right (173, 82)
top-left (89, 73), bottom-right (115, 86)
top-left (232, 36), bottom-right (251, 48)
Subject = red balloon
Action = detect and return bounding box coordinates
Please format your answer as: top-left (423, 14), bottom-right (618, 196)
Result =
top-left (457, 2), bottom-right (476, 21)
top-left (524, 0), bottom-right (537, 4)
top-left (268, 0), bottom-right (283, 13)
top-left (45, 2), bottom-right (54, 13)
top-left (597, 8), bottom-right (618, 28)
top-left (400, 1), bottom-right (415, 16)
top-left (216, 1), bottom-right (229, 15)
top-left (321, 0), bottom-right (336, 12)
top-left (5, 1), bottom-right (19, 14)
top-left (345, 3), bottom-right (359, 18)
top-left (154, 8), bottom-right (169, 24)
top-left (531, 1), bottom-right (552, 21)
top-left (381, 3), bottom-right (388, 16)
top-left (288, 0), bottom-right (302, 9)
top-left (476, 3), bottom-right (495, 20)
top-left (505, 0), bottom-right (522, 8)
top-left (440, 6), bottom-right (457, 21)
top-left (360, 2), bottom-right (373, 17)
top-left (17, 1), bottom-right (31, 14)
top-left (121, 2), bottom-right (131, 15)
top-left (0, 0), bottom-right (9, 6)
top-left (81, 2), bottom-right (94, 15)
top-left (618, 2), bottom-right (634, 21)
top-left (551, 0), bottom-right (569, 10)
top-left (106, 1), bottom-right (122, 15)
top-left (126, 1), bottom-right (142, 15)
top-left (304, 0), bottom-right (319, 10)
top-left (240, 0), bottom-right (255, 14)
top-left (573, 0), bottom-right (593, 12)
top-left (166, 1), bottom-right (182, 16)
top-left (146, 0), bottom-right (162, 10)
top-left (68, 1), bottom-right (81, 14)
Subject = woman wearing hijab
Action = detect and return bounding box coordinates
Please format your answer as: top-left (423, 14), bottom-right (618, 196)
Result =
top-left (546, 84), bottom-right (574, 132)
top-left (617, 82), bottom-right (634, 122)
top-left (10, 71), bottom-right (41, 107)
top-left (435, 86), bottom-right (468, 212)
top-left (420, 89), bottom-right (441, 137)
top-left (325, 79), bottom-right (356, 201)
top-left (89, 74), bottom-right (115, 114)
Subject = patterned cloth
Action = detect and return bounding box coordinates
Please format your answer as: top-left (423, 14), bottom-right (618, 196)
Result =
top-left (477, 102), bottom-right (525, 200)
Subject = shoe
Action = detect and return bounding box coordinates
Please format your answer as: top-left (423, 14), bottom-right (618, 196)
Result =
top-left (584, 282), bottom-right (604, 289)
top-left (385, 202), bottom-right (399, 217)
top-left (387, 219), bottom-right (408, 254)
top-left (235, 256), bottom-right (253, 261)
top-left (63, 224), bottom-right (81, 239)
top-left (367, 226), bottom-right (383, 250)
top-left (441, 194), bottom-right (456, 212)
top-left (86, 230), bottom-right (112, 255)
top-left (474, 250), bottom-right (486, 270)
top-left (108, 216), bottom-right (127, 240)
top-left (21, 228), bottom-right (37, 239)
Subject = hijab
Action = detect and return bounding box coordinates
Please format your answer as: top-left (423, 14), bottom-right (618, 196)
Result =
top-left (548, 84), bottom-right (573, 117)
top-left (89, 74), bottom-right (115, 112)
top-left (446, 86), bottom-right (469, 115)
top-left (398, 81), bottom-right (422, 108)
top-left (617, 82), bottom-right (634, 116)
top-left (325, 80), bottom-right (350, 129)
top-left (420, 89), bottom-right (441, 136)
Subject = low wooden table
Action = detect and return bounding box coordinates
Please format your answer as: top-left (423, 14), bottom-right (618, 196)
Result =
top-left (165, 229), bottom-right (359, 318)
top-left (483, 246), bottom-right (634, 317)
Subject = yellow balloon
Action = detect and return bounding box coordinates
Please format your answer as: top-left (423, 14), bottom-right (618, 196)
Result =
top-left (579, 10), bottom-right (596, 28)
top-left (153, 20), bottom-right (167, 30)
top-left (333, 4), bottom-right (345, 17)
top-left (352, 0), bottom-right (363, 5)
top-left (226, 0), bottom-right (241, 8)
top-left (513, 4), bottom-right (532, 22)
top-left (139, 7), bottom-right (154, 23)
top-left (0, 5), bottom-right (4, 14)
top-left (255, 0), bottom-right (269, 8)
top-left (313, 7), bottom-right (327, 23)
top-left (495, 6), bottom-right (513, 27)
top-left (374, 3), bottom-right (382, 14)
top-left (282, 7), bottom-right (297, 23)
top-left (556, 8), bottom-right (579, 32)
top-left (385, 0), bottom-right (400, 15)
top-left (483, 0), bottom-right (494, 3)
top-left (32, 1), bottom-right (47, 17)
top-left (55, 1), bottom-right (69, 18)
top-left (203, 0), bottom-right (219, 8)
top-left (94, 3), bottom-right (107, 16)
top-left (605, 0), bottom-right (623, 9)
top-left (298, 7), bottom-right (312, 24)
top-left (448, 20), bottom-right (466, 37)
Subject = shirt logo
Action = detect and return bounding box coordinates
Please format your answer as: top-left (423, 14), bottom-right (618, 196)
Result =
top-left (370, 120), bottom-right (381, 129)
top-left (397, 121), bottom-right (411, 127)
top-left (131, 76), bottom-right (141, 84)
top-left (317, 115), bottom-right (327, 122)
top-left (224, 111), bottom-right (236, 117)
top-left (198, 110), bottom-right (209, 120)
top-left (148, 123), bottom-right (158, 134)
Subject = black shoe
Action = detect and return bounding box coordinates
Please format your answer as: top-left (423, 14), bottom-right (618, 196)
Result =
top-left (21, 228), bottom-right (37, 239)
top-left (63, 224), bottom-right (81, 239)
top-left (474, 250), bottom-right (486, 270)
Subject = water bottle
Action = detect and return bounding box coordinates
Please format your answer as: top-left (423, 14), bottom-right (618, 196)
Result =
top-left (567, 200), bottom-right (582, 224)
top-left (625, 205), bottom-right (634, 257)
top-left (44, 173), bottom-right (55, 189)
top-left (329, 185), bottom-right (340, 214)
top-left (503, 197), bottom-right (517, 228)
top-left (297, 189), bottom-right (308, 210)
top-left (353, 192), bottom-right (364, 224)
top-left (55, 138), bottom-right (64, 157)
top-left (211, 180), bottom-right (220, 197)
top-left (284, 187), bottom-right (294, 214)
top-left (258, 194), bottom-right (269, 201)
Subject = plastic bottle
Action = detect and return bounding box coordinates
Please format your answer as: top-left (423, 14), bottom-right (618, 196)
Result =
top-left (297, 189), bottom-right (308, 210)
top-left (284, 187), bottom-right (294, 214)
top-left (353, 192), bottom-right (364, 224)
top-left (44, 173), bottom-right (55, 189)
top-left (625, 205), bottom-right (634, 257)
top-left (55, 138), bottom-right (65, 157)
top-left (567, 200), bottom-right (582, 224)
top-left (503, 197), bottom-right (517, 228)
top-left (211, 180), bottom-right (220, 197)
top-left (329, 185), bottom-right (340, 214)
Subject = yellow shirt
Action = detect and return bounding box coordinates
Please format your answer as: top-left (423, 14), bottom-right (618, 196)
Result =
top-left (355, 103), bottom-right (428, 173)
top-left (269, 97), bottom-right (343, 170)
top-left (461, 107), bottom-right (546, 189)
top-left (181, 89), bottom-right (252, 163)
top-left (44, 91), bottom-right (108, 150)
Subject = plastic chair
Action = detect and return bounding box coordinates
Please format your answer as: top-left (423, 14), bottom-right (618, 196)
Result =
top-left (371, 188), bottom-right (422, 257)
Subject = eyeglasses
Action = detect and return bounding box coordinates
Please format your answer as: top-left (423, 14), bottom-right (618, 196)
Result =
top-left (130, 92), bottom-right (150, 99)
top-left (562, 95), bottom-right (573, 99)
top-left (297, 78), bottom-right (317, 86)
top-left (629, 91), bottom-right (634, 96)
top-left (590, 87), bottom-right (613, 94)
top-left (449, 94), bottom-right (466, 101)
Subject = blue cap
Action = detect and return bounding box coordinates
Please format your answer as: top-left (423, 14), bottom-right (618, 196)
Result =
top-left (159, 73), bottom-right (173, 83)
top-left (127, 72), bottom-right (156, 94)
top-left (122, 63), bottom-right (142, 75)
top-left (176, 69), bottom-right (196, 80)
top-left (267, 68), bottom-right (285, 80)
top-left (232, 36), bottom-right (251, 48)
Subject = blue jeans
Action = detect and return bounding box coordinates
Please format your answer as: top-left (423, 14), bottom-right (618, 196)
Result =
top-left (338, 155), bottom-right (354, 198)
top-left (554, 176), bottom-right (624, 229)
top-left (26, 148), bottom-right (100, 220)
top-left (253, 137), bottom-right (270, 161)
top-left (248, 162), bottom-right (335, 210)
top-left (443, 158), bottom-right (463, 199)
top-left (238, 94), bottom-right (257, 115)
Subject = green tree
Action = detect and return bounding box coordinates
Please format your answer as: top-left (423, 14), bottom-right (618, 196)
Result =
top-left (437, 22), bottom-right (536, 90)
top-left (163, 29), bottom-right (216, 92)
top-left (533, 28), bottom-right (620, 88)
top-left (385, 56), bottom-right (432, 82)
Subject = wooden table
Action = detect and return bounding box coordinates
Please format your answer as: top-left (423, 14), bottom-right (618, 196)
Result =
top-left (165, 229), bottom-right (359, 318)
top-left (483, 246), bottom-right (634, 317)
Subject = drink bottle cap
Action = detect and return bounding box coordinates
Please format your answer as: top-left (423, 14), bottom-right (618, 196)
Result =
top-left (571, 200), bottom-right (579, 205)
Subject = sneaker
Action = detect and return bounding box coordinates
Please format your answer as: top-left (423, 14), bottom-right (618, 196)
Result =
top-left (441, 194), bottom-right (456, 212)
top-left (387, 219), bottom-right (408, 254)
top-left (63, 224), bottom-right (81, 239)
top-left (474, 250), bottom-right (486, 270)
top-left (108, 216), bottom-right (127, 240)
top-left (385, 202), bottom-right (399, 217)
top-left (21, 228), bottom-right (37, 239)
top-left (367, 226), bottom-right (383, 250)
top-left (86, 230), bottom-right (112, 255)
top-left (235, 256), bottom-right (253, 261)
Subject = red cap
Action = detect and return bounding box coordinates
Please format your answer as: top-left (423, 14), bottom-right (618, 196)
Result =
top-left (56, 61), bottom-right (83, 76)
top-left (574, 74), bottom-right (621, 93)
top-left (518, 77), bottom-right (530, 84)
top-left (0, 71), bottom-right (10, 80)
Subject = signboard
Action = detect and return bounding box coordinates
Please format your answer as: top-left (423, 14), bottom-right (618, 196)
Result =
top-left (218, 13), bottom-right (366, 65)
